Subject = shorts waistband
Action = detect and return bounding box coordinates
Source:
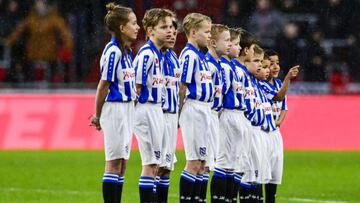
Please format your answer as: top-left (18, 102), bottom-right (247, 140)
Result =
top-left (137, 102), bottom-right (162, 107)
top-left (186, 99), bottom-right (211, 107)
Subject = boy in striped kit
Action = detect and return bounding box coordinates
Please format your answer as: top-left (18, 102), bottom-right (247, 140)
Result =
top-left (155, 13), bottom-right (180, 203)
top-left (231, 30), bottom-right (260, 202)
top-left (90, 3), bottom-right (139, 203)
top-left (133, 8), bottom-right (174, 203)
top-left (178, 13), bottom-right (213, 203)
top-left (260, 50), bottom-right (299, 203)
top-left (205, 24), bottom-right (231, 202)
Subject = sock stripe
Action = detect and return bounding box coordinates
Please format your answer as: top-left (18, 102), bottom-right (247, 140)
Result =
top-left (139, 176), bottom-right (155, 188)
top-left (181, 171), bottom-right (196, 182)
top-left (213, 167), bottom-right (226, 175)
top-left (240, 182), bottom-right (253, 189)
top-left (102, 173), bottom-right (119, 183)
top-left (195, 175), bottom-right (203, 182)
top-left (202, 174), bottom-right (209, 182)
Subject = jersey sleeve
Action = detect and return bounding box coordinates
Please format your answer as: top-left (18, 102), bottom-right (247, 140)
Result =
top-left (221, 64), bottom-right (232, 95)
top-left (180, 51), bottom-right (197, 84)
top-left (101, 47), bottom-right (121, 82)
top-left (134, 49), bottom-right (154, 85)
top-left (281, 96), bottom-right (288, 110)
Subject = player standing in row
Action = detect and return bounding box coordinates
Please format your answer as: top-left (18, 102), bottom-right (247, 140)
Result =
top-left (133, 8), bottom-right (174, 203)
top-left (205, 24), bottom-right (230, 202)
top-left (260, 50), bottom-right (299, 203)
top-left (231, 30), bottom-right (259, 201)
top-left (90, 3), bottom-right (139, 203)
top-left (155, 12), bottom-right (180, 203)
top-left (178, 13), bottom-right (213, 203)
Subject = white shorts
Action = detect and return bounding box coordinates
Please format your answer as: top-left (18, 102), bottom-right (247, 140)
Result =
top-left (160, 112), bottom-right (178, 170)
top-left (234, 112), bottom-right (251, 174)
top-left (243, 126), bottom-right (264, 183)
top-left (216, 109), bottom-right (246, 170)
top-left (258, 130), bottom-right (272, 184)
top-left (268, 129), bottom-right (284, 184)
top-left (134, 103), bottom-right (165, 166)
top-left (206, 110), bottom-right (220, 170)
top-left (100, 102), bottom-right (134, 161)
top-left (179, 99), bottom-right (211, 161)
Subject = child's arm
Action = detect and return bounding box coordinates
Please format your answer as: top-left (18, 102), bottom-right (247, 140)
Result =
top-left (276, 109), bottom-right (287, 127)
top-left (273, 65), bottom-right (299, 101)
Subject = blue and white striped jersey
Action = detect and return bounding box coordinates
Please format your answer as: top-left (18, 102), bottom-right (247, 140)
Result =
top-left (232, 59), bottom-right (257, 122)
top-left (133, 40), bottom-right (164, 104)
top-left (180, 43), bottom-right (214, 103)
top-left (205, 52), bottom-right (224, 111)
top-left (251, 76), bottom-right (266, 126)
top-left (261, 95), bottom-right (277, 132)
top-left (221, 57), bottom-right (245, 110)
top-left (100, 37), bottom-right (136, 102)
top-left (259, 78), bottom-right (288, 122)
top-left (162, 49), bottom-right (180, 113)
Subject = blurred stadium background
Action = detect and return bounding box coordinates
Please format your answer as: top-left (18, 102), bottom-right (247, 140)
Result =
top-left (1, 0), bottom-right (360, 202)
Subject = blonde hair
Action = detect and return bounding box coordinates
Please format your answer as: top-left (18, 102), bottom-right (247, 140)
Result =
top-left (253, 44), bottom-right (264, 55)
top-left (142, 8), bottom-right (174, 33)
top-left (210, 24), bottom-right (229, 40)
top-left (229, 27), bottom-right (242, 41)
top-left (182, 13), bottom-right (212, 36)
top-left (104, 3), bottom-right (133, 39)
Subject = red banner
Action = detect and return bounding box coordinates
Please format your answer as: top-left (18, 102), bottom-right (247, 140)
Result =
top-left (0, 94), bottom-right (359, 150)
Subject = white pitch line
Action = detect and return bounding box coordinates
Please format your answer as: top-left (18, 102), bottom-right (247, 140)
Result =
top-left (0, 187), bottom-right (98, 196)
top-left (279, 197), bottom-right (349, 203)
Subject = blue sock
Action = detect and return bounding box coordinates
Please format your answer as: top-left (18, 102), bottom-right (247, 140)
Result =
top-left (139, 176), bottom-right (154, 203)
top-left (211, 167), bottom-right (227, 202)
top-left (180, 170), bottom-right (196, 202)
top-left (102, 173), bottom-right (119, 203)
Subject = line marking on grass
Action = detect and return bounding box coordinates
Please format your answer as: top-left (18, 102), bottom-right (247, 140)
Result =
top-left (0, 187), bottom-right (98, 196)
top-left (279, 197), bottom-right (349, 203)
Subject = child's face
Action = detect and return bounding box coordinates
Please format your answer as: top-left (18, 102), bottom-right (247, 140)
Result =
top-left (244, 44), bottom-right (255, 62)
top-left (121, 12), bottom-right (140, 41)
top-left (269, 55), bottom-right (280, 78)
top-left (163, 21), bottom-right (178, 49)
top-left (194, 20), bottom-right (212, 48)
top-left (257, 58), bottom-right (271, 80)
top-left (149, 16), bottom-right (173, 46)
top-left (246, 53), bottom-right (264, 76)
top-left (214, 30), bottom-right (231, 56)
top-left (228, 37), bottom-right (241, 59)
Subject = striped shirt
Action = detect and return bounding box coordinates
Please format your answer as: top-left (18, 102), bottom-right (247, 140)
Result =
top-left (260, 78), bottom-right (288, 122)
top-left (162, 49), bottom-right (180, 113)
top-left (232, 59), bottom-right (257, 122)
top-left (133, 40), bottom-right (164, 104)
top-left (261, 96), bottom-right (277, 132)
top-left (100, 37), bottom-right (136, 102)
top-left (221, 57), bottom-right (245, 110)
top-left (251, 76), bottom-right (266, 126)
top-left (180, 43), bottom-right (214, 103)
top-left (205, 52), bottom-right (224, 111)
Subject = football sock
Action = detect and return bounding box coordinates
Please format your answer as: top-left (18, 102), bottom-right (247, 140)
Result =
top-left (102, 173), bottom-right (120, 203)
top-left (211, 167), bottom-right (227, 202)
top-left (180, 170), bottom-right (196, 202)
top-left (139, 176), bottom-right (155, 203)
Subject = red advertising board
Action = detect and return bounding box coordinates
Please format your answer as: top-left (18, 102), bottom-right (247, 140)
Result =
top-left (0, 94), bottom-right (359, 150)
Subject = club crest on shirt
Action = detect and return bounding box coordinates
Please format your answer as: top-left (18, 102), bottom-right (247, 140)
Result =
top-left (154, 151), bottom-right (161, 160)
top-left (199, 147), bottom-right (207, 157)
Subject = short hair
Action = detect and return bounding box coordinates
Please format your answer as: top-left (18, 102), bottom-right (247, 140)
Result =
top-left (264, 49), bottom-right (279, 58)
top-left (182, 13), bottom-right (212, 37)
top-left (142, 8), bottom-right (174, 33)
top-left (229, 27), bottom-right (242, 41)
top-left (210, 24), bottom-right (229, 40)
top-left (253, 44), bottom-right (264, 55)
top-left (240, 29), bottom-right (259, 55)
top-left (104, 3), bottom-right (133, 36)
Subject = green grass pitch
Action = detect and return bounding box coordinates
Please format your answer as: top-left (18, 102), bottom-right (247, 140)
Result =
top-left (0, 151), bottom-right (359, 203)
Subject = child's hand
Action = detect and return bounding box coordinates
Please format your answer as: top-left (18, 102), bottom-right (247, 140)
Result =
top-left (285, 65), bottom-right (300, 79)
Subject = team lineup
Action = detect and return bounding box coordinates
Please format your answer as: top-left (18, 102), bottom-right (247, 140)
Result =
top-left (90, 3), bottom-right (299, 203)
